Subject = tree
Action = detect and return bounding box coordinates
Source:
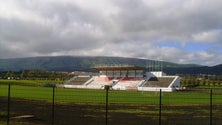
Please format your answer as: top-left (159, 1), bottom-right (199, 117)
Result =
top-left (20, 71), bottom-right (25, 80)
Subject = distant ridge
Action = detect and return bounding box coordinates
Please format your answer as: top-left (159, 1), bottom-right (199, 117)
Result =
top-left (0, 56), bottom-right (221, 75)
top-left (214, 64), bottom-right (222, 67)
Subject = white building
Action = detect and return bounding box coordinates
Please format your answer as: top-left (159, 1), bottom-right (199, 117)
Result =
top-left (63, 66), bottom-right (180, 92)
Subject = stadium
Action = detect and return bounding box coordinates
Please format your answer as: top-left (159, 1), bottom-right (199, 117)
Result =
top-left (63, 65), bottom-right (180, 92)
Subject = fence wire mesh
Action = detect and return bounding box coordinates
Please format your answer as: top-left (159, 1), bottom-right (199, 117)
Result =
top-left (1, 84), bottom-right (222, 125)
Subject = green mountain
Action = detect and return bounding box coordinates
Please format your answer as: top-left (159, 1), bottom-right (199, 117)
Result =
top-left (0, 56), bottom-right (219, 75)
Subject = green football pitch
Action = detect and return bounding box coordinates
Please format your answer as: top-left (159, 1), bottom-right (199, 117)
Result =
top-left (1, 84), bottom-right (222, 105)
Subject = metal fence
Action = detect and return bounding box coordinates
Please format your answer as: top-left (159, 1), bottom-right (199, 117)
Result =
top-left (1, 84), bottom-right (222, 125)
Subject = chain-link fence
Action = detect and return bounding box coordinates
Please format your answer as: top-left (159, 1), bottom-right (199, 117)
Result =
top-left (1, 84), bottom-right (222, 125)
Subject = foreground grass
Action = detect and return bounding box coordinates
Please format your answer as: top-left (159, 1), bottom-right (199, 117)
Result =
top-left (1, 85), bottom-right (222, 105)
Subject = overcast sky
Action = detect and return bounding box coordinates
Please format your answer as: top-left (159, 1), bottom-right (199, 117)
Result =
top-left (0, 0), bottom-right (222, 66)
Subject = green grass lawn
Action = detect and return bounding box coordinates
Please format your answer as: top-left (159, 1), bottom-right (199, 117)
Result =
top-left (1, 84), bottom-right (222, 105)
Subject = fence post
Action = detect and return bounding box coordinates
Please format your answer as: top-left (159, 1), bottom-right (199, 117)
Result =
top-left (159, 89), bottom-right (162, 125)
top-left (210, 89), bottom-right (212, 125)
top-left (105, 85), bottom-right (110, 125)
top-left (52, 85), bottom-right (55, 125)
top-left (7, 84), bottom-right (11, 125)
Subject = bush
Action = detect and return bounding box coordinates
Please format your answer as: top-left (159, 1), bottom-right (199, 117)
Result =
top-left (42, 83), bottom-right (56, 87)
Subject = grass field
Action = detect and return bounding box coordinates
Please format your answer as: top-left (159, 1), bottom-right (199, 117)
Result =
top-left (1, 80), bottom-right (222, 125)
top-left (1, 84), bottom-right (222, 105)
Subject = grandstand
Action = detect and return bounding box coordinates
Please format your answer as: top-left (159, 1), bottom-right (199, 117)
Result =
top-left (63, 65), bottom-right (180, 92)
top-left (65, 76), bottom-right (91, 85)
top-left (136, 71), bottom-right (180, 92)
top-left (142, 77), bottom-right (175, 87)
top-left (112, 77), bottom-right (145, 90)
top-left (86, 76), bottom-right (114, 89)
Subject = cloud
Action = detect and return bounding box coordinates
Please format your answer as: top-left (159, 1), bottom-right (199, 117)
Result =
top-left (111, 0), bottom-right (222, 41)
top-left (0, 0), bottom-right (222, 66)
top-left (192, 30), bottom-right (222, 43)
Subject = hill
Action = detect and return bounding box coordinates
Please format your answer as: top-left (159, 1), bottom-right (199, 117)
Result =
top-left (0, 56), bottom-right (221, 75)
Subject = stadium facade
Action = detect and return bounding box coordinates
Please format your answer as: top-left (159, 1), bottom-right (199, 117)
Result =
top-left (62, 65), bottom-right (180, 92)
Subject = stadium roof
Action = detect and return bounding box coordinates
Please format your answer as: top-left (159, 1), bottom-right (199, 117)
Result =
top-left (92, 65), bottom-right (145, 71)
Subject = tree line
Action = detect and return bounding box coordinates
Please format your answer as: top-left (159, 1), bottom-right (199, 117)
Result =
top-left (0, 70), bottom-right (74, 81)
top-left (1, 70), bottom-right (222, 87)
top-left (180, 74), bottom-right (222, 87)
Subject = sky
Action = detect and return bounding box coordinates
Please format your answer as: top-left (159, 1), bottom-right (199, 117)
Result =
top-left (0, 0), bottom-right (222, 66)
